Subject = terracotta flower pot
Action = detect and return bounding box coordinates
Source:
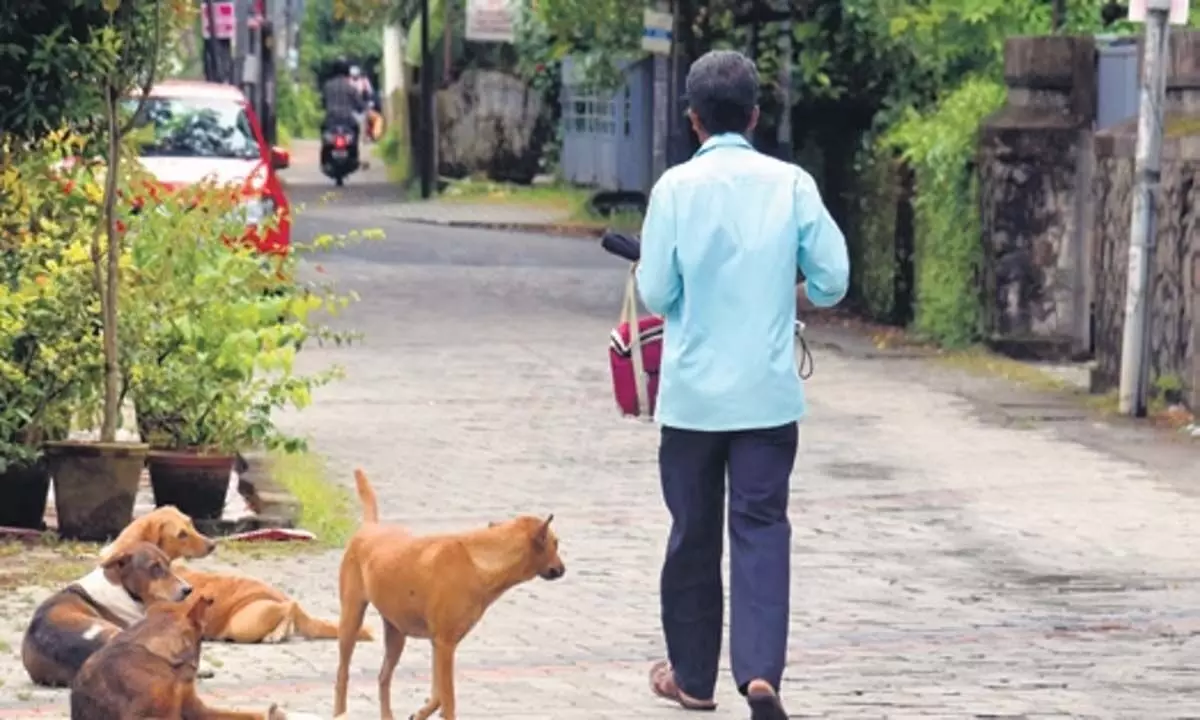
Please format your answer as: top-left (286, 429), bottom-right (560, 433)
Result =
top-left (0, 459), bottom-right (51, 530)
top-left (45, 441), bottom-right (148, 541)
top-left (147, 450), bottom-right (235, 521)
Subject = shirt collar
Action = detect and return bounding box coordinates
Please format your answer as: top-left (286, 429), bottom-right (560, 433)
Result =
top-left (694, 133), bottom-right (753, 157)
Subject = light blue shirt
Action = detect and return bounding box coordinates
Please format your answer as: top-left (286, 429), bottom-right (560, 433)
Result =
top-left (635, 133), bottom-right (850, 431)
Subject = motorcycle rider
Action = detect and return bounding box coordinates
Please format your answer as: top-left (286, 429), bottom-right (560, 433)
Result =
top-left (321, 57), bottom-right (367, 163)
top-left (348, 64), bottom-right (376, 143)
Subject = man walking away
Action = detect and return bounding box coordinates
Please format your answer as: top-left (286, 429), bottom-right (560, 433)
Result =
top-left (637, 49), bottom-right (849, 720)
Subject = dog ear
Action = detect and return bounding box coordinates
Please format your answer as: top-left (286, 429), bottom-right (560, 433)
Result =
top-left (534, 514), bottom-right (554, 545)
top-left (97, 538), bottom-right (129, 565)
top-left (100, 551), bottom-right (131, 572)
top-left (188, 595), bottom-right (215, 628)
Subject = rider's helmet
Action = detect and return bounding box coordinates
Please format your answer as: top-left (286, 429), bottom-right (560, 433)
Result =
top-left (330, 56), bottom-right (350, 77)
top-left (349, 65), bottom-right (362, 78)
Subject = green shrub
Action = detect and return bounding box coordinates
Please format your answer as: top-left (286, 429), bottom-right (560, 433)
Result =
top-left (846, 138), bottom-right (904, 323)
top-left (378, 119), bottom-right (411, 185)
top-left (0, 133), bottom-right (106, 471)
top-left (885, 76), bottom-right (1006, 348)
top-left (275, 77), bottom-right (322, 140)
top-left (0, 0), bottom-right (178, 139)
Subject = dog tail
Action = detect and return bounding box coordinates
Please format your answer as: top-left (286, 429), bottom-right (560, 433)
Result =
top-left (354, 468), bottom-right (379, 524)
top-left (292, 603), bottom-right (374, 642)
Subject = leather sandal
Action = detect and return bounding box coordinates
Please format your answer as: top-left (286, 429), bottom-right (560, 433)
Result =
top-left (648, 660), bottom-right (717, 711)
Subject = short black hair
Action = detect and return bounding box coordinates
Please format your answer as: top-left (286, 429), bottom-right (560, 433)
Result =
top-left (684, 50), bottom-right (759, 135)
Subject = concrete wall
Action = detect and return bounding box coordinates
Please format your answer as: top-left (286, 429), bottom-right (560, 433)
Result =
top-left (1092, 30), bottom-right (1200, 408)
top-left (978, 36), bottom-right (1097, 361)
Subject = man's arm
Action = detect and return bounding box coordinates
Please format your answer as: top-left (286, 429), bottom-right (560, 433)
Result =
top-left (635, 179), bottom-right (681, 315)
top-left (795, 175), bottom-right (849, 308)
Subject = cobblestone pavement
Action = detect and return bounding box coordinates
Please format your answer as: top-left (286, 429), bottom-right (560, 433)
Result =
top-left (4, 170), bottom-right (1200, 719)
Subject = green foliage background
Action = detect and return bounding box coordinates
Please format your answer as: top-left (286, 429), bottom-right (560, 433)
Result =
top-left (885, 78), bottom-right (1007, 347)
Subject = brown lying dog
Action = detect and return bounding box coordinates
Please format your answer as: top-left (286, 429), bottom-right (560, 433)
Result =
top-left (22, 541), bottom-right (192, 687)
top-left (102, 506), bottom-right (371, 643)
top-left (70, 595), bottom-right (291, 720)
top-left (333, 469), bottom-right (566, 720)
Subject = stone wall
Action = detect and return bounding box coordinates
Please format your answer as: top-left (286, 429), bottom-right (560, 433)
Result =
top-left (433, 70), bottom-right (550, 184)
top-left (1092, 31), bottom-right (1200, 408)
top-left (977, 36), bottom-right (1097, 360)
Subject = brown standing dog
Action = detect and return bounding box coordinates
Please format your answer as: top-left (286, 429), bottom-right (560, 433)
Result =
top-left (333, 469), bottom-right (566, 720)
top-left (102, 506), bottom-right (371, 644)
top-left (22, 542), bottom-right (192, 687)
top-left (70, 595), bottom-right (292, 720)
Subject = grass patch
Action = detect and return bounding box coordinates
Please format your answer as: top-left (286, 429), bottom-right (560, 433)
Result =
top-left (937, 346), bottom-right (1076, 394)
top-left (439, 177), bottom-right (644, 232)
top-left (265, 449), bottom-right (355, 550)
top-left (377, 123), bottom-right (413, 186)
top-left (0, 538), bottom-right (96, 593)
top-left (214, 450), bottom-right (356, 561)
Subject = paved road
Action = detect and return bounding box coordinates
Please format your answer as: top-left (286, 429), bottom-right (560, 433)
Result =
top-left (3, 147), bottom-right (1200, 718)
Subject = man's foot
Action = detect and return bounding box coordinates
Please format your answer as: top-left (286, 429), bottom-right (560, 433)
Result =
top-left (648, 660), bottom-right (717, 711)
top-left (746, 679), bottom-right (787, 720)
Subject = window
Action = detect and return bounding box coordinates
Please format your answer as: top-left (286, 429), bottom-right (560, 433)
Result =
top-left (124, 97), bottom-right (260, 161)
top-left (623, 85), bottom-right (632, 136)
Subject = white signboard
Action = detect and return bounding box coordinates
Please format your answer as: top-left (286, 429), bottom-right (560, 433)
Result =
top-left (1128, 0), bottom-right (1190, 24)
top-left (200, 1), bottom-right (236, 40)
top-left (642, 9), bottom-right (673, 55)
top-left (466, 0), bottom-right (515, 43)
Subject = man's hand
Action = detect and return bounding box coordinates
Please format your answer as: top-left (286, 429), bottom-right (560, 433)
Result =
top-left (796, 282), bottom-right (816, 312)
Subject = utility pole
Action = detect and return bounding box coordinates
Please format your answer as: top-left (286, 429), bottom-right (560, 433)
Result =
top-left (419, 0), bottom-right (434, 198)
top-left (1051, 0), bottom-right (1066, 32)
top-left (1118, 0), bottom-right (1174, 416)
top-left (644, 2), bottom-right (673, 183)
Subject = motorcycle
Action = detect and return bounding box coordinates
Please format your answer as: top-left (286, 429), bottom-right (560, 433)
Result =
top-left (320, 121), bottom-right (360, 187)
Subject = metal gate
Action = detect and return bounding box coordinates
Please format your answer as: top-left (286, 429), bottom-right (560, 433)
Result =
top-left (1096, 37), bottom-right (1140, 131)
top-left (560, 57), bottom-right (653, 195)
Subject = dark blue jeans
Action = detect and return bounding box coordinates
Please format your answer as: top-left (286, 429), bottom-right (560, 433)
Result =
top-left (658, 422), bottom-right (797, 700)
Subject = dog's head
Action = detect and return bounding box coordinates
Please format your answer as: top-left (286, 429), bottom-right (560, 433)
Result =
top-left (523, 514), bottom-right (565, 581)
top-left (102, 541), bottom-right (193, 605)
top-left (138, 594), bottom-right (212, 670)
top-left (100, 506), bottom-right (216, 564)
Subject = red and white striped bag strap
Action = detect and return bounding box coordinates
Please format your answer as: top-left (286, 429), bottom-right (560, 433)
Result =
top-left (622, 269), bottom-right (652, 421)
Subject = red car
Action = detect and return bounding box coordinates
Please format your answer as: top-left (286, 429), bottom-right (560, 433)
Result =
top-left (126, 80), bottom-right (292, 254)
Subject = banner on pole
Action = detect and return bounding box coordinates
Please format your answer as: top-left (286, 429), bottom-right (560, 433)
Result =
top-left (201, 1), bottom-right (236, 39)
top-left (1128, 0), bottom-right (1190, 24)
top-left (642, 9), bottom-right (673, 55)
top-left (466, 0), bottom-right (515, 43)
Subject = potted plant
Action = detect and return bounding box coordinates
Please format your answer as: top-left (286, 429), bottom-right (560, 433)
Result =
top-left (122, 180), bottom-right (345, 519)
top-left (0, 134), bottom-right (107, 529)
top-left (41, 0), bottom-right (167, 541)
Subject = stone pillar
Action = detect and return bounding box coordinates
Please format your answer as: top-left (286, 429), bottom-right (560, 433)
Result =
top-left (978, 35), bottom-right (1097, 360)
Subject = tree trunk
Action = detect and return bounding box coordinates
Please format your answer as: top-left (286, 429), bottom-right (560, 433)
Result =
top-left (100, 89), bottom-right (122, 444)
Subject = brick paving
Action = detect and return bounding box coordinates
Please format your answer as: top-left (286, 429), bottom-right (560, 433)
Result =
top-left (2, 169), bottom-right (1200, 719)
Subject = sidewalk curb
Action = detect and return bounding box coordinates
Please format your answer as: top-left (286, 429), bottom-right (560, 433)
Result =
top-left (394, 216), bottom-right (608, 239)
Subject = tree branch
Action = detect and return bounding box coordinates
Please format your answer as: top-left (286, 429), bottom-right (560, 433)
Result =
top-left (119, 0), bottom-right (163, 138)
